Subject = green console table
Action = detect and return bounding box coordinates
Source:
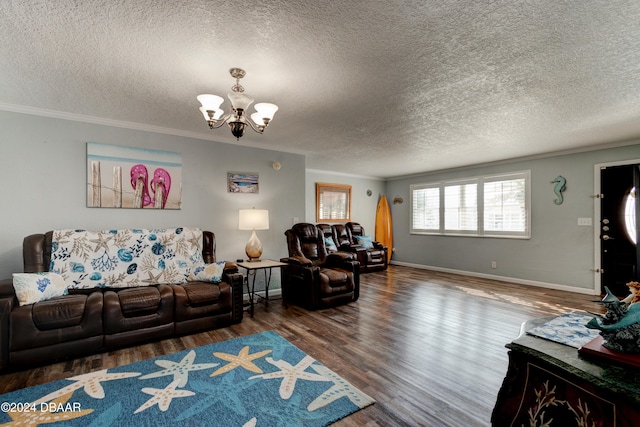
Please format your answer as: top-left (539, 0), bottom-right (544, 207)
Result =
top-left (492, 317), bottom-right (640, 426)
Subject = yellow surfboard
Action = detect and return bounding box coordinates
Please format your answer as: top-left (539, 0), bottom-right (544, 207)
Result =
top-left (375, 194), bottom-right (393, 263)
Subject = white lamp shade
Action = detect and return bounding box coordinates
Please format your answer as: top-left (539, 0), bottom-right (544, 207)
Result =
top-left (228, 92), bottom-right (254, 111)
top-left (251, 112), bottom-right (266, 126)
top-left (254, 103), bottom-right (278, 120)
top-left (197, 94), bottom-right (224, 110)
top-left (239, 209), bottom-right (269, 230)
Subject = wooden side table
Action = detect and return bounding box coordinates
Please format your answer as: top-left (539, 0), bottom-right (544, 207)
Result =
top-left (237, 260), bottom-right (287, 317)
top-left (492, 317), bottom-right (640, 426)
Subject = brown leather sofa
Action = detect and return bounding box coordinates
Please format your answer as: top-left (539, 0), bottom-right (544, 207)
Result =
top-left (0, 231), bottom-right (243, 370)
top-left (281, 223), bottom-right (359, 310)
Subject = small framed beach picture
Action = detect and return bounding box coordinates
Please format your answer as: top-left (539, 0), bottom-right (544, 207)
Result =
top-left (227, 172), bottom-right (259, 193)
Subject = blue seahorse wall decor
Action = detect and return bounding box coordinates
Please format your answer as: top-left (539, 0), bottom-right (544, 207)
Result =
top-left (551, 176), bottom-right (566, 205)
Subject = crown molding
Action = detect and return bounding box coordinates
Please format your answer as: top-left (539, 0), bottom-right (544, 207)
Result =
top-left (305, 168), bottom-right (385, 181)
top-left (387, 139), bottom-right (640, 181)
top-left (0, 102), bottom-right (219, 140)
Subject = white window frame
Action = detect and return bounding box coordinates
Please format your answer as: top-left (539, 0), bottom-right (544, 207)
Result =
top-left (410, 170), bottom-right (531, 239)
top-left (444, 179), bottom-right (478, 236)
top-left (410, 183), bottom-right (442, 233)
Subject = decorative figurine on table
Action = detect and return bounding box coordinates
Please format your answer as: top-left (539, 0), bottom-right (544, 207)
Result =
top-left (587, 282), bottom-right (640, 353)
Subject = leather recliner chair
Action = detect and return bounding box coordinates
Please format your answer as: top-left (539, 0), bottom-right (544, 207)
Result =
top-left (345, 222), bottom-right (388, 272)
top-left (281, 223), bottom-right (359, 310)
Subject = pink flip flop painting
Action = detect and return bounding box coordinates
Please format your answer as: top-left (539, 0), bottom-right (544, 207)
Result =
top-left (87, 142), bottom-right (182, 209)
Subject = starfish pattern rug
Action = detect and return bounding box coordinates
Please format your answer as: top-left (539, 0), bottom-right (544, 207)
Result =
top-left (0, 331), bottom-right (375, 426)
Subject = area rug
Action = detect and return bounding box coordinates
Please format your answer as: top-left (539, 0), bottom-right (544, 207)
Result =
top-left (0, 331), bottom-right (375, 426)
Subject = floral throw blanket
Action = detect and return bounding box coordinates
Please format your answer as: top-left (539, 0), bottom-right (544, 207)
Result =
top-left (49, 227), bottom-right (204, 289)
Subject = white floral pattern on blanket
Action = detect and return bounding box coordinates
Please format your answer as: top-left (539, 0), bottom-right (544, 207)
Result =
top-left (50, 227), bottom-right (204, 289)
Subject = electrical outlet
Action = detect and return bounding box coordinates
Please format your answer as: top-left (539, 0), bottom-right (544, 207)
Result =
top-left (293, 217), bottom-right (299, 225)
top-left (491, 261), bottom-right (497, 269)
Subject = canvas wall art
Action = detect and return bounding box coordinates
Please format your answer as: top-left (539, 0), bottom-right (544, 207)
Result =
top-left (227, 172), bottom-right (259, 193)
top-left (87, 142), bottom-right (182, 209)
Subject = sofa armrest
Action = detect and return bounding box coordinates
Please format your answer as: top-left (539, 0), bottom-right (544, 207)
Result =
top-left (0, 278), bottom-right (15, 300)
top-left (326, 251), bottom-right (355, 262)
top-left (223, 261), bottom-right (238, 274)
top-left (280, 256), bottom-right (313, 267)
top-left (338, 243), bottom-right (367, 254)
top-left (324, 252), bottom-right (360, 273)
top-left (372, 241), bottom-right (386, 250)
top-left (223, 271), bottom-right (244, 324)
top-left (0, 295), bottom-right (13, 370)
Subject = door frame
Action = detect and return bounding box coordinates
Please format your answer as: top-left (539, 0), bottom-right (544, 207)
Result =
top-left (593, 158), bottom-right (640, 295)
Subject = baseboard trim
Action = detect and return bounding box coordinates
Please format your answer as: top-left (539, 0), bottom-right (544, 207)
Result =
top-left (389, 261), bottom-right (599, 295)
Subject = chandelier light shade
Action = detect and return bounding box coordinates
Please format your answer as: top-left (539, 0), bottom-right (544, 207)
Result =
top-left (239, 208), bottom-right (270, 261)
top-left (198, 68), bottom-right (278, 140)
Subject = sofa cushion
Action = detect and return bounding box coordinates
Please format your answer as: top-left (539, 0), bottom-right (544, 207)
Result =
top-left (117, 287), bottom-right (161, 317)
top-left (12, 272), bottom-right (68, 306)
top-left (10, 292), bottom-right (104, 353)
top-left (32, 294), bottom-right (87, 330)
top-left (103, 285), bottom-right (174, 337)
top-left (182, 282), bottom-right (221, 306)
top-left (320, 268), bottom-right (349, 285)
top-left (318, 268), bottom-right (354, 298)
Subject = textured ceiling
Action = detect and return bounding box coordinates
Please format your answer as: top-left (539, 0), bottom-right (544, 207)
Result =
top-left (1, 1), bottom-right (640, 178)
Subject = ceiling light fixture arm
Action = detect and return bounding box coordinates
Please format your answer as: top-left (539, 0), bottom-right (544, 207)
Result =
top-left (204, 111), bottom-right (231, 130)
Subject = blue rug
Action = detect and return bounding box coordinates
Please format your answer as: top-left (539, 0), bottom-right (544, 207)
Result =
top-left (0, 331), bottom-right (375, 426)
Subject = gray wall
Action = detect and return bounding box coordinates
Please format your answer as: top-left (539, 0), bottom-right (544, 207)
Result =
top-left (0, 110), bottom-right (306, 286)
top-left (2, 108), bottom-right (639, 296)
top-left (386, 144), bottom-right (640, 293)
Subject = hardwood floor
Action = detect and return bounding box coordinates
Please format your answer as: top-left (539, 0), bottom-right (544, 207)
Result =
top-left (0, 266), bottom-right (604, 426)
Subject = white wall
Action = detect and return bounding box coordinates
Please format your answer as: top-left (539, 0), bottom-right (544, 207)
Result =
top-left (386, 144), bottom-right (640, 293)
top-left (0, 110), bottom-right (306, 283)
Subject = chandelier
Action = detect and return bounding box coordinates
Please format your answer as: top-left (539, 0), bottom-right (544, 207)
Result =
top-left (197, 68), bottom-right (278, 140)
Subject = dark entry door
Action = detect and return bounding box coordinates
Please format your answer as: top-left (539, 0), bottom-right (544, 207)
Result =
top-left (600, 164), bottom-right (639, 297)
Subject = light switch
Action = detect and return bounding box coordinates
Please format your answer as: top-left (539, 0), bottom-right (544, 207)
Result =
top-left (577, 218), bottom-right (592, 226)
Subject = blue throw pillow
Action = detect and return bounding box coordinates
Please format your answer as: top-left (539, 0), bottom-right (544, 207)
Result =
top-left (324, 237), bottom-right (338, 252)
top-left (355, 235), bottom-right (374, 249)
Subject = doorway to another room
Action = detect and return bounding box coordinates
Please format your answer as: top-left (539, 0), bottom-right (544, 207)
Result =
top-left (597, 162), bottom-right (639, 297)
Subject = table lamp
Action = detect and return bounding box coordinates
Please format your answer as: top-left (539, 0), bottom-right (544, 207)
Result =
top-left (239, 208), bottom-right (269, 261)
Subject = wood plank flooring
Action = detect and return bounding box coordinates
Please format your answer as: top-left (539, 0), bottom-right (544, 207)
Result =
top-left (0, 266), bottom-right (604, 426)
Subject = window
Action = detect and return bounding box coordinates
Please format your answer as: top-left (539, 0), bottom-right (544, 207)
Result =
top-left (410, 171), bottom-right (530, 238)
top-left (316, 183), bottom-right (352, 222)
top-left (411, 184), bottom-right (440, 232)
top-left (444, 181), bottom-right (477, 232)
